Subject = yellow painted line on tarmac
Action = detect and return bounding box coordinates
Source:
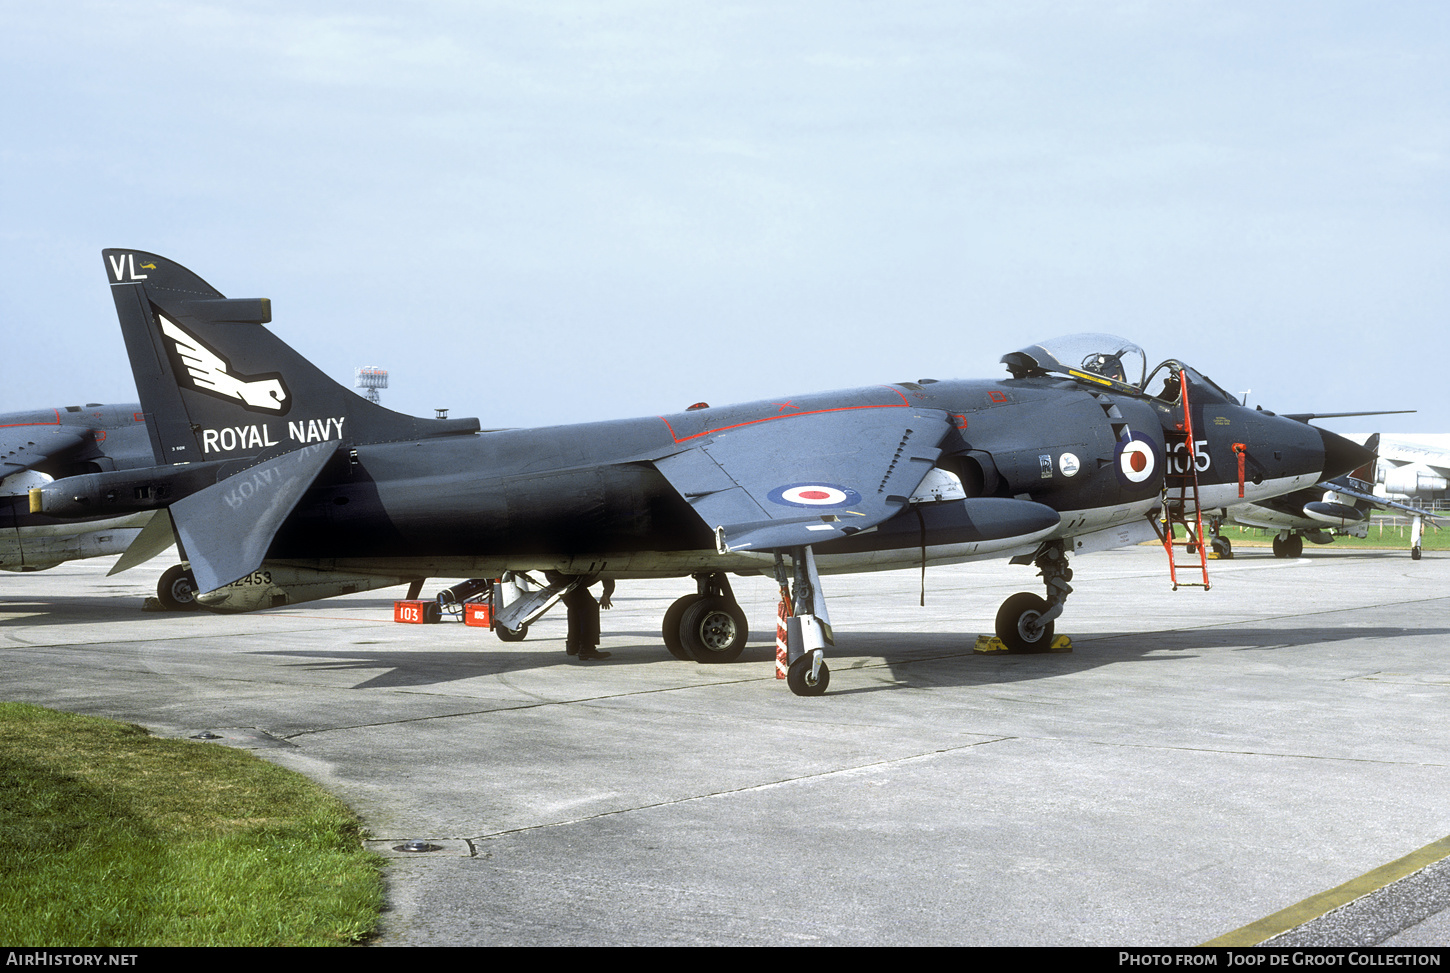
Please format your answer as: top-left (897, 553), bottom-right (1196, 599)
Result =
top-left (1203, 834), bottom-right (1450, 946)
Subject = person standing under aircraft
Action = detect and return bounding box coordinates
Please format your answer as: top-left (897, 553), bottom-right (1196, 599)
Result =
top-left (562, 578), bottom-right (614, 661)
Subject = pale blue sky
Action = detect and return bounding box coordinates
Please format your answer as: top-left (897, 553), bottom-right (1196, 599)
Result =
top-left (3, 1), bottom-right (1446, 432)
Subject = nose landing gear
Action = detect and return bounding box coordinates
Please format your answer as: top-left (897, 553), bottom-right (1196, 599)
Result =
top-left (996, 541), bottom-right (1073, 653)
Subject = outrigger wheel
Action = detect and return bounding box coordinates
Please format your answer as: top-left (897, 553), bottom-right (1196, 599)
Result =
top-left (787, 653), bottom-right (830, 696)
top-left (157, 564), bottom-right (200, 612)
top-left (995, 592), bottom-right (1055, 653)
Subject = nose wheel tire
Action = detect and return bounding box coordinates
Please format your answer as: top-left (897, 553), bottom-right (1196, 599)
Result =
top-left (495, 624), bottom-right (529, 642)
top-left (787, 654), bottom-right (830, 696)
top-left (996, 592), bottom-right (1055, 653)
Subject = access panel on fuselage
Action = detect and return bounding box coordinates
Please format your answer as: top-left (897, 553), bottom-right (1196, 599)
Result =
top-left (945, 385), bottom-right (1160, 512)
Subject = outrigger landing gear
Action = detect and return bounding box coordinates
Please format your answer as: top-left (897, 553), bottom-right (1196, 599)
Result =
top-left (787, 651), bottom-right (830, 696)
top-left (783, 546), bottom-right (832, 697)
top-left (662, 571), bottom-right (748, 663)
top-left (157, 563), bottom-right (200, 611)
top-left (996, 541), bottom-right (1073, 653)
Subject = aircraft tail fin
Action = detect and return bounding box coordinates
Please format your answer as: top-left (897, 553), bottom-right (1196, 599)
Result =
top-left (103, 249), bottom-right (479, 465)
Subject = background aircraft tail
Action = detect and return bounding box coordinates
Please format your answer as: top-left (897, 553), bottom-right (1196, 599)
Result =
top-left (103, 249), bottom-right (479, 465)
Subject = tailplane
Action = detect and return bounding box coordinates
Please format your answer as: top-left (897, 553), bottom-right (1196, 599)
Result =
top-left (104, 249), bottom-right (479, 464)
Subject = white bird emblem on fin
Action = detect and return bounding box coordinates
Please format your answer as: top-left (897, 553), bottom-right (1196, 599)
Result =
top-left (158, 315), bottom-right (289, 412)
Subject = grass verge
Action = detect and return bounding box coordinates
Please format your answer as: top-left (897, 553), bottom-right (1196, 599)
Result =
top-left (0, 703), bottom-right (384, 946)
top-left (1219, 524), bottom-right (1449, 551)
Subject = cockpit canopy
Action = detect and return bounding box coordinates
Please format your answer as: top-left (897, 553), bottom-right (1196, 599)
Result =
top-left (1002, 333), bottom-right (1242, 406)
top-left (1001, 334), bottom-right (1147, 391)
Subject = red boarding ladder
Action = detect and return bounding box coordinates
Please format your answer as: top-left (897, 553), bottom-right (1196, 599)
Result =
top-left (1159, 368), bottom-right (1211, 590)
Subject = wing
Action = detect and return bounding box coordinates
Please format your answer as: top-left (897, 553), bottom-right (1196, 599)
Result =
top-left (0, 412), bottom-right (91, 484)
top-left (1323, 477), bottom-right (1442, 528)
top-left (653, 404), bottom-right (955, 553)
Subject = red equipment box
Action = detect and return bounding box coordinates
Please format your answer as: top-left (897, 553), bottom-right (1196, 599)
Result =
top-left (464, 602), bottom-right (492, 627)
top-left (394, 600), bottom-right (440, 624)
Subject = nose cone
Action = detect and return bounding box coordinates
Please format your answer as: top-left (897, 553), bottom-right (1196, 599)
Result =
top-left (1318, 427), bottom-right (1376, 480)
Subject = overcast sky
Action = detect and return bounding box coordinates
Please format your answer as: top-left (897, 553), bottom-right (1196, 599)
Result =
top-left (3, 1), bottom-right (1446, 433)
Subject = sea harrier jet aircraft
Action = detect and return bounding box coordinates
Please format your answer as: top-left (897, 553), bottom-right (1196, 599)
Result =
top-left (28, 250), bottom-right (1376, 695)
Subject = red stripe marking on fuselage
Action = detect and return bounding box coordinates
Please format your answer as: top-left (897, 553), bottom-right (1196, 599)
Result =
top-left (0, 409), bottom-right (62, 429)
top-left (657, 387), bottom-right (912, 444)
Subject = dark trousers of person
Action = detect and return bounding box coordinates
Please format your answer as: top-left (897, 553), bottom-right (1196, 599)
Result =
top-left (563, 585), bottom-right (600, 655)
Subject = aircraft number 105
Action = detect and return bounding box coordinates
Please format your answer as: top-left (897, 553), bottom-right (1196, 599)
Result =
top-left (1168, 440), bottom-right (1212, 474)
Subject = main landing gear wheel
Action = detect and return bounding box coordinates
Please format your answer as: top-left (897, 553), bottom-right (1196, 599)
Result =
top-left (157, 564), bottom-right (199, 612)
top-left (679, 596), bottom-right (747, 663)
top-left (1272, 533), bottom-right (1304, 559)
top-left (787, 653), bottom-right (830, 696)
top-left (995, 592), bottom-right (1055, 653)
top-left (496, 624), bottom-right (529, 642)
top-left (661, 594), bottom-right (703, 660)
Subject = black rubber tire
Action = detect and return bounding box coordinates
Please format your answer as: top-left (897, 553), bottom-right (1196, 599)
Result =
top-left (496, 624), bottom-right (529, 642)
top-left (995, 592), bottom-right (1054, 653)
top-left (157, 564), bottom-right (200, 611)
top-left (1272, 533), bottom-right (1303, 558)
top-left (1211, 536), bottom-right (1233, 559)
top-left (787, 654), bottom-right (830, 696)
top-left (679, 596), bottom-right (748, 663)
top-left (662, 594), bottom-right (703, 660)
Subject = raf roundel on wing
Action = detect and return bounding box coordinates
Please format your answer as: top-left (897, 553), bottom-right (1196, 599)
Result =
top-left (767, 483), bottom-right (863, 509)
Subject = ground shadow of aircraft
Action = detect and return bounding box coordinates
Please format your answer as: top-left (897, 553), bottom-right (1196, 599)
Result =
top-left (847, 621), bottom-right (1450, 692)
top-left (242, 616), bottom-right (1450, 697)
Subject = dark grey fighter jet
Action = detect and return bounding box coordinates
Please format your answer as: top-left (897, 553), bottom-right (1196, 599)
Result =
top-left (0, 403), bottom-right (159, 573)
top-left (32, 250), bottom-right (1375, 695)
